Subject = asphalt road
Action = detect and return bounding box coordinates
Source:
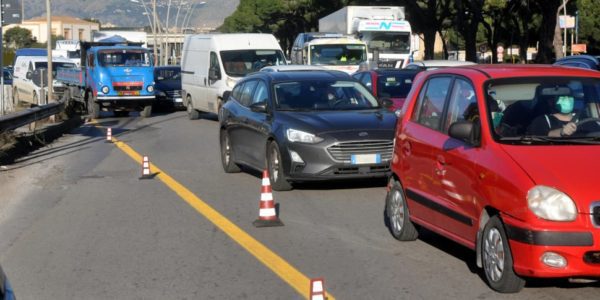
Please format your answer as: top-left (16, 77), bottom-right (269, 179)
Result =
top-left (0, 110), bottom-right (598, 299)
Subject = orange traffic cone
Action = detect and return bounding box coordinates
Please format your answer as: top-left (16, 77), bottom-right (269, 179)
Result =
top-left (252, 170), bottom-right (284, 227)
top-left (139, 155), bottom-right (153, 179)
top-left (105, 127), bottom-right (112, 143)
top-left (310, 278), bottom-right (326, 300)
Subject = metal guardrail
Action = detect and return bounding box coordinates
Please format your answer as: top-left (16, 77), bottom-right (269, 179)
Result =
top-left (0, 102), bottom-right (64, 132)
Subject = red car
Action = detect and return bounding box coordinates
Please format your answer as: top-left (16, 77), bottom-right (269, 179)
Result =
top-left (352, 68), bottom-right (419, 112)
top-left (387, 65), bottom-right (600, 293)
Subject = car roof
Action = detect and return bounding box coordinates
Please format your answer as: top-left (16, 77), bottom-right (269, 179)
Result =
top-left (244, 70), bottom-right (353, 83)
top-left (260, 65), bottom-right (328, 72)
top-left (424, 64), bottom-right (600, 79)
top-left (372, 68), bottom-right (421, 76)
top-left (406, 60), bottom-right (476, 68)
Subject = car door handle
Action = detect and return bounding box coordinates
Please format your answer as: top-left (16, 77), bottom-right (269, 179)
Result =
top-left (435, 155), bottom-right (447, 176)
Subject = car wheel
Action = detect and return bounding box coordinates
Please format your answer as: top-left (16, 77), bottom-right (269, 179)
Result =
top-left (187, 96), bottom-right (199, 120)
top-left (267, 141), bottom-right (292, 191)
top-left (220, 129), bottom-right (241, 173)
top-left (88, 94), bottom-right (100, 119)
top-left (386, 178), bottom-right (418, 241)
top-left (140, 105), bottom-right (152, 118)
top-left (482, 216), bottom-right (525, 293)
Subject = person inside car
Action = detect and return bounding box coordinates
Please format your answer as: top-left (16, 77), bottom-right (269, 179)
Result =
top-left (527, 95), bottom-right (577, 137)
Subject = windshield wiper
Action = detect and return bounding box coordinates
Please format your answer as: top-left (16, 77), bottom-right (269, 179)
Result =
top-left (498, 136), bottom-right (568, 144)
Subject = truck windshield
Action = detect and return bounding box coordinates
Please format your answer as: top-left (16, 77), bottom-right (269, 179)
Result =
top-left (367, 32), bottom-right (410, 54)
top-left (310, 44), bottom-right (367, 66)
top-left (98, 50), bottom-right (152, 67)
top-left (220, 50), bottom-right (287, 77)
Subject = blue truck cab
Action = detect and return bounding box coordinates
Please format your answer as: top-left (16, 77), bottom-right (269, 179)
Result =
top-left (57, 41), bottom-right (156, 118)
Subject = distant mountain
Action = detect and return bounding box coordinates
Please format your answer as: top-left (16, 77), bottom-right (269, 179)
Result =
top-left (22, 0), bottom-right (239, 29)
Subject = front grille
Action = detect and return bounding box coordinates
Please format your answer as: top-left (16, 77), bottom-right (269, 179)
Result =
top-left (592, 204), bottom-right (600, 227)
top-left (584, 251), bottom-right (600, 264)
top-left (113, 85), bottom-right (142, 91)
top-left (333, 165), bottom-right (390, 175)
top-left (166, 90), bottom-right (182, 98)
top-left (327, 140), bottom-right (393, 162)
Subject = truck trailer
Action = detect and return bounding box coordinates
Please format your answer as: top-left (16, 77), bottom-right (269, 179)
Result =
top-left (319, 6), bottom-right (417, 68)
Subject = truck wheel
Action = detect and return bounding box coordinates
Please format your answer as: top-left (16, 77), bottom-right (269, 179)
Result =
top-left (88, 95), bottom-right (100, 119)
top-left (140, 105), bottom-right (152, 118)
top-left (187, 96), bottom-right (199, 120)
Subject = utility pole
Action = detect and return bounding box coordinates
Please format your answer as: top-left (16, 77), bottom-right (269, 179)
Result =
top-left (152, 0), bottom-right (158, 66)
top-left (165, 0), bottom-right (172, 65)
top-left (46, 0), bottom-right (53, 104)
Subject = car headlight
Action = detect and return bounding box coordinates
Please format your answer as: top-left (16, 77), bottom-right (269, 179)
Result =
top-left (147, 85), bottom-right (154, 92)
top-left (286, 129), bottom-right (323, 144)
top-left (226, 77), bottom-right (236, 88)
top-left (527, 185), bottom-right (577, 221)
top-left (101, 86), bottom-right (109, 94)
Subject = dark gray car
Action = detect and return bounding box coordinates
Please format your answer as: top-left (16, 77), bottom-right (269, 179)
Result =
top-left (219, 70), bottom-right (396, 191)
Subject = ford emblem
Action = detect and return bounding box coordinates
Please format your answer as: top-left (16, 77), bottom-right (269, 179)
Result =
top-left (358, 132), bottom-right (368, 137)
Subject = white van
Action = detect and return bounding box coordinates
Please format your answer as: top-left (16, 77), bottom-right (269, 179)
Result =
top-left (13, 56), bottom-right (76, 105)
top-left (181, 33), bottom-right (287, 119)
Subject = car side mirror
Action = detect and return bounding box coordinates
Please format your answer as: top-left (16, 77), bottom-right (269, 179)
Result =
top-left (380, 97), bottom-right (393, 108)
top-left (209, 68), bottom-right (220, 81)
top-left (250, 102), bottom-right (267, 113)
top-left (26, 71), bottom-right (32, 80)
top-left (449, 120), bottom-right (480, 146)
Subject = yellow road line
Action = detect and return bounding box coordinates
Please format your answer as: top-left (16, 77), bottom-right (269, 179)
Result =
top-left (106, 136), bottom-right (333, 299)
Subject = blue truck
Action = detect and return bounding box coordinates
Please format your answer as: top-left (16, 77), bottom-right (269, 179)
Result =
top-left (57, 41), bottom-right (155, 118)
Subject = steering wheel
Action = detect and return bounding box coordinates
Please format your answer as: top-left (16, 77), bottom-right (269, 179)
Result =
top-left (574, 117), bottom-right (600, 137)
top-left (330, 99), bottom-right (347, 107)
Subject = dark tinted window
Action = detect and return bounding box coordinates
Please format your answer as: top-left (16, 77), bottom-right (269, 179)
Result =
top-left (377, 73), bottom-right (415, 98)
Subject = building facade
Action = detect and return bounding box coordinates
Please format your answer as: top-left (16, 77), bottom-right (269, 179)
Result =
top-left (3, 16), bottom-right (100, 43)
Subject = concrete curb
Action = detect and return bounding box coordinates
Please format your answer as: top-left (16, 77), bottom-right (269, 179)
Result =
top-left (0, 116), bottom-right (85, 165)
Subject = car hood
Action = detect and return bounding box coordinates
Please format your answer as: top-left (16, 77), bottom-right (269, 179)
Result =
top-left (502, 145), bottom-right (600, 208)
top-left (276, 109), bottom-right (396, 135)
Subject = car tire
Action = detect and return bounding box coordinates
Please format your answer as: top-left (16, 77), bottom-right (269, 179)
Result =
top-left (88, 94), bottom-right (100, 119)
top-left (267, 141), bottom-right (292, 191)
top-left (187, 96), bottom-right (199, 120)
top-left (385, 178), bottom-right (418, 241)
top-left (482, 216), bottom-right (525, 293)
top-left (220, 129), bottom-right (241, 173)
top-left (140, 105), bottom-right (152, 118)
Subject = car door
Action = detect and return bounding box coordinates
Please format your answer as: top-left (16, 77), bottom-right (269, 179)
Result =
top-left (225, 82), bottom-right (249, 165)
top-left (427, 77), bottom-right (481, 244)
top-left (232, 79), bottom-right (259, 166)
top-left (400, 75), bottom-right (453, 229)
top-left (244, 80), bottom-right (272, 168)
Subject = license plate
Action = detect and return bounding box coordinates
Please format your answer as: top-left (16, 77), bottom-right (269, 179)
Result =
top-left (351, 154), bottom-right (381, 164)
top-left (175, 98), bottom-right (183, 103)
top-left (118, 91), bottom-right (140, 96)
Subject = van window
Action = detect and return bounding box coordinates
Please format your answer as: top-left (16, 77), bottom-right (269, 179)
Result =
top-left (209, 52), bottom-right (221, 80)
top-left (220, 50), bottom-right (286, 77)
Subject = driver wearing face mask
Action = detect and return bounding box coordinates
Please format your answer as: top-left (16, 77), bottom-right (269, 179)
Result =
top-left (527, 95), bottom-right (577, 137)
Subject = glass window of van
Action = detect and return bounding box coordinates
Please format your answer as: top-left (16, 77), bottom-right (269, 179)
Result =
top-left (220, 50), bottom-right (286, 77)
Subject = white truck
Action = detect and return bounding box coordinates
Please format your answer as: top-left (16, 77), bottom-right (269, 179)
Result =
top-left (302, 37), bottom-right (368, 74)
top-left (319, 6), bottom-right (417, 68)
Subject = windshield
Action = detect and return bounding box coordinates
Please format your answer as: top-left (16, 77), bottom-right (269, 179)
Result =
top-left (310, 44), bottom-right (367, 66)
top-left (220, 50), bottom-right (287, 77)
top-left (34, 62), bottom-right (76, 78)
top-left (98, 49), bottom-right (153, 67)
top-left (377, 73), bottom-right (416, 98)
top-left (274, 80), bottom-right (380, 111)
top-left (486, 77), bottom-right (600, 143)
top-left (154, 68), bottom-right (181, 81)
top-left (366, 32), bottom-right (411, 54)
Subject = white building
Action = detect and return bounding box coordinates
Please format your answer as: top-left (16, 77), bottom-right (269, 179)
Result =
top-left (3, 16), bottom-right (100, 43)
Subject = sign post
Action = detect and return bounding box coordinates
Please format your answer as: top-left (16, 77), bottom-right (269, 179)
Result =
top-left (496, 45), bottom-right (504, 63)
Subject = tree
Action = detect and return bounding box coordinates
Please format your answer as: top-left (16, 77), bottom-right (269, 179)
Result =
top-left (405, 0), bottom-right (453, 60)
top-left (4, 27), bottom-right (36, 49)
top-left (576, 0), bottom-right (600, 53)
top-left (534, 0), bottom-right (561, 63)
top-left (455, 0), bottom-right (485, 62)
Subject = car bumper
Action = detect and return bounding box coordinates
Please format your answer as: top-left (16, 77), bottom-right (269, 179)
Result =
top-left (503, 214), bottom-right (600, 278)
top-left (156, 95), bottom-right (184, 108)
top-left (283, 138), bottom-right (393, 181)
